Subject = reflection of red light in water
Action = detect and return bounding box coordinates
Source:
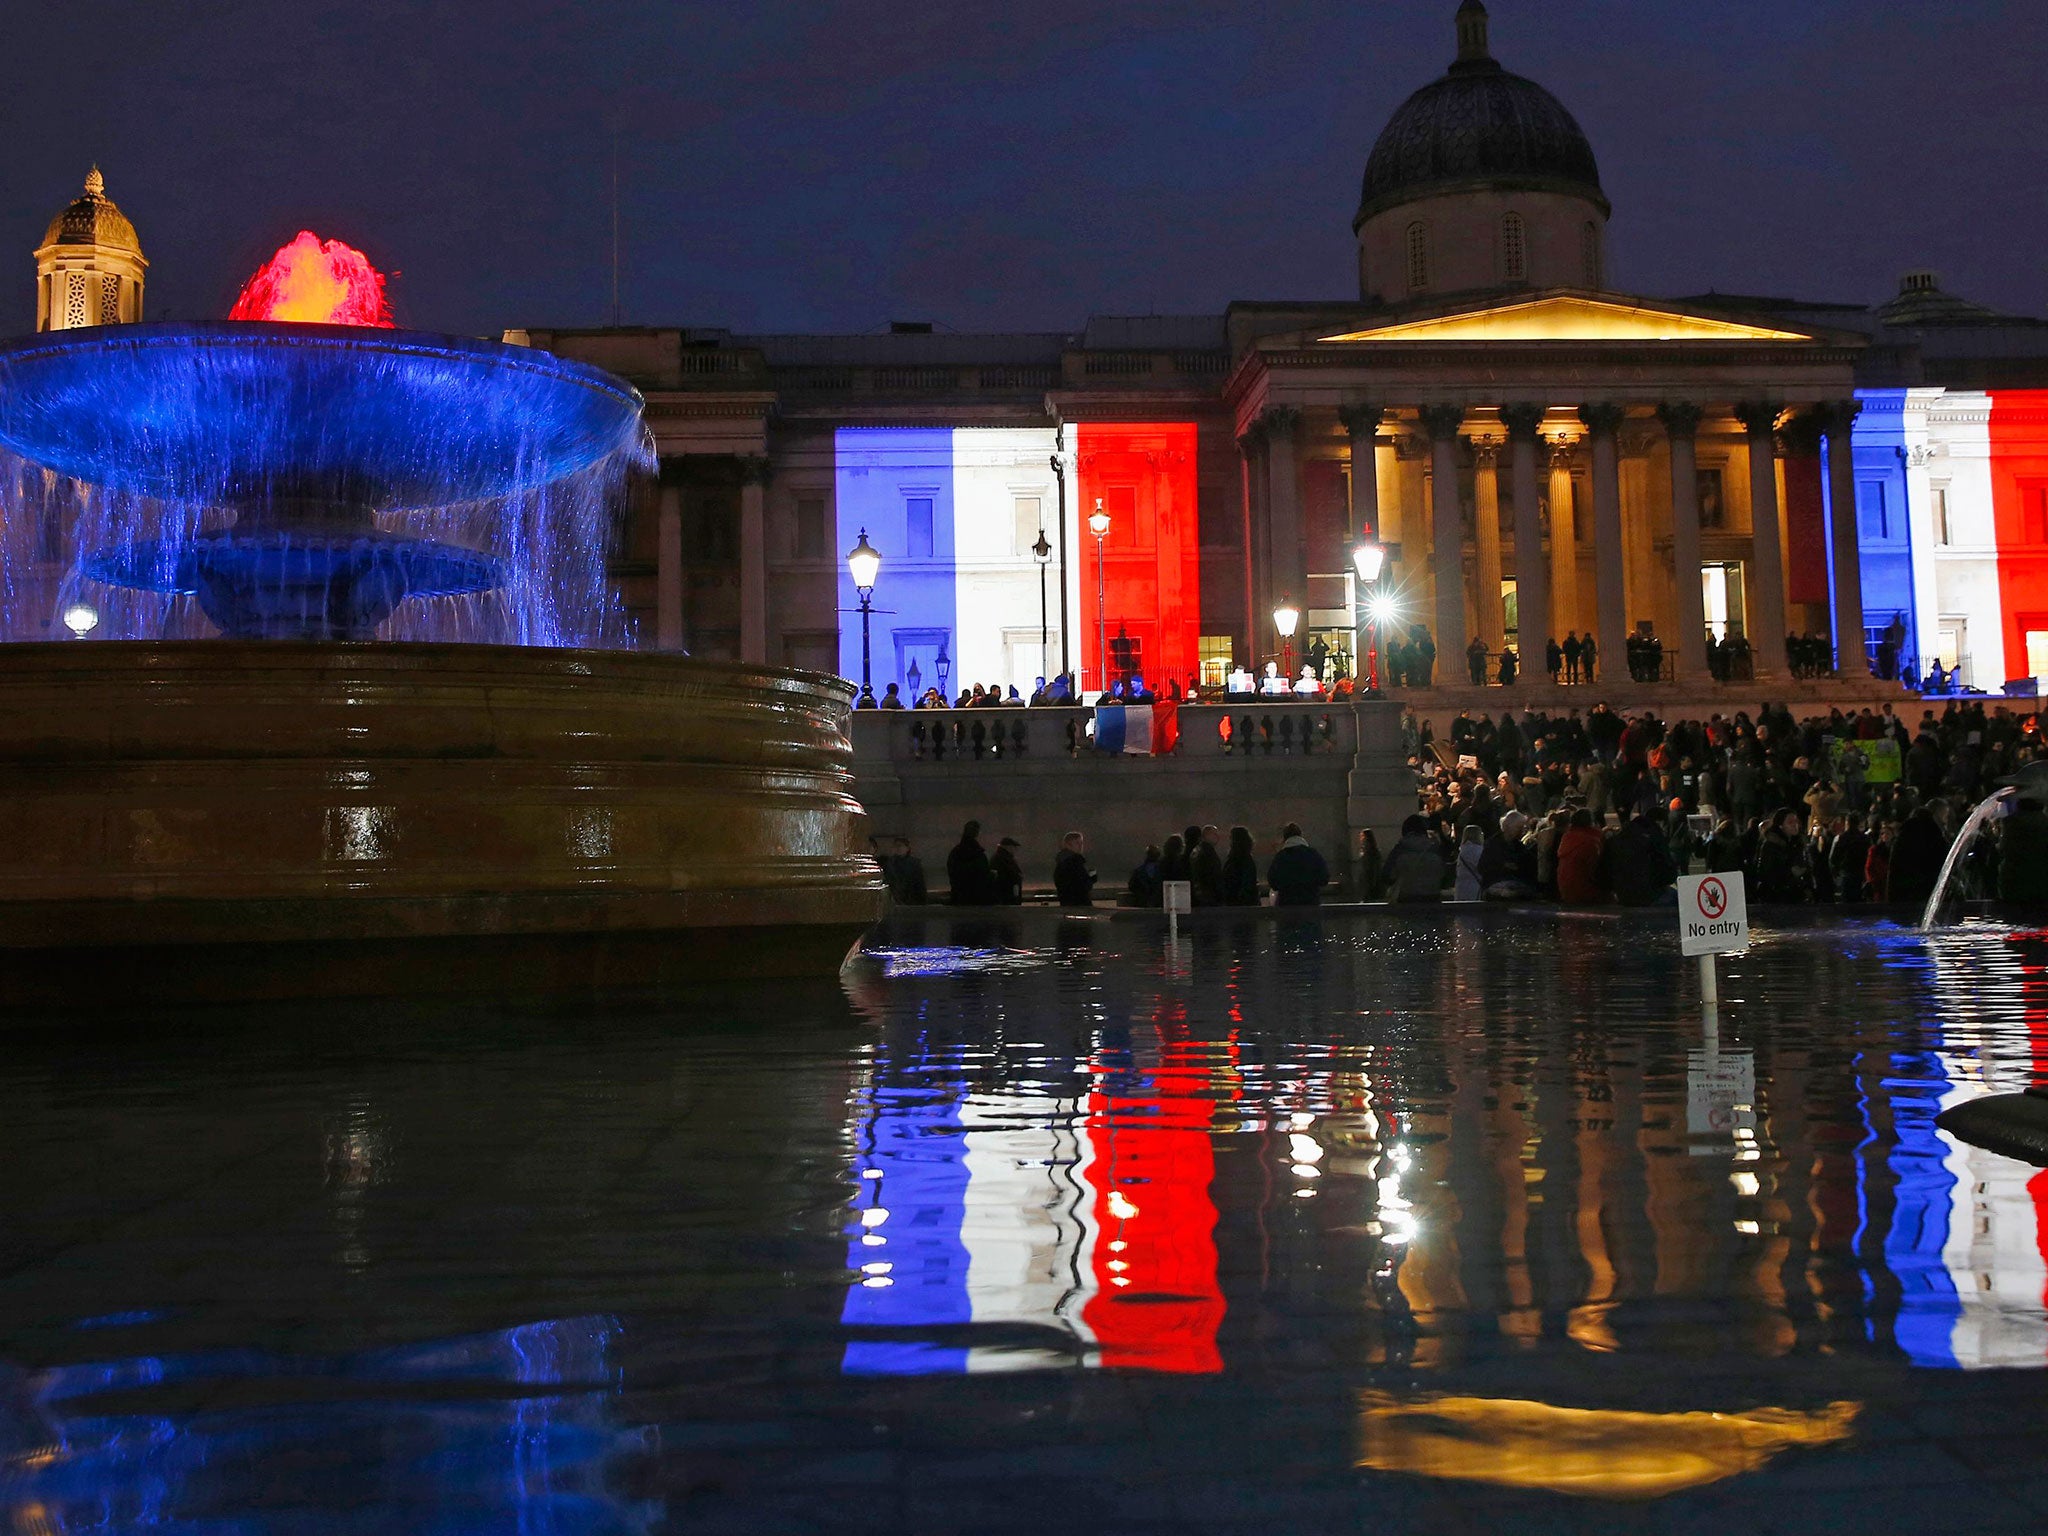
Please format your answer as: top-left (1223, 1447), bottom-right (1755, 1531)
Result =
top-left (228, 231), bottom-right (392, 327)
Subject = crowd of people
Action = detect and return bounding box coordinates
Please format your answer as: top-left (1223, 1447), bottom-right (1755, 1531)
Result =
top-left (1396, 696), bottom-right (2048, 907)
top-left (874, 820), bottom-right (1338, 910)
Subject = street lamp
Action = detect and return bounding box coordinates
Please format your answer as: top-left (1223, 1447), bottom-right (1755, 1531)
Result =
top-left (1274, 596), bottom-right (1300, 681)
top-left (1032, 526), bottom-right (1052, 686)
top-left (1089, 500), bottom-right (1111, 693)
top-left (935, 638), bottom-right (951, 700)
top-left (1351, 539), bottom-right (1386, 692)
top-left (846, 528), bottom-right (881, 704)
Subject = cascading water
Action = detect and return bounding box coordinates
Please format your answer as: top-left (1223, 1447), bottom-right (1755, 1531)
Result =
top-left (1920, 787), bottom-right (2014, 930)
top-left (0, 252), bottom-right (649, 647)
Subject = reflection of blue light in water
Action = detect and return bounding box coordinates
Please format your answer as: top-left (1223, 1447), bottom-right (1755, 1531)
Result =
top-left (1879, 1058), bottom-right (1965, 1367)
top-left (0, 1317), bottom-right (653, 1533)
top-left (865, 948), bottom-right (1047, 979)
top-left (0, 323), bottom-right (649, 647)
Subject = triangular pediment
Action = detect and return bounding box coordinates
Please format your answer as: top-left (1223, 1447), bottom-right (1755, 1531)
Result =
top-left (1319, 294), bottom-right (1813, 344)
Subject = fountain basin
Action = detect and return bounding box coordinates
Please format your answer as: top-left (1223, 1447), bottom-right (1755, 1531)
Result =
top-left (0, 642), bottom-right (883, 1004)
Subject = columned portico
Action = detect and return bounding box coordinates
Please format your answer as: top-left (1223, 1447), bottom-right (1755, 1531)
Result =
top-left (1657, 401), bottom-right (1710, 679)
top-left (1547, 438), bottom-right (1579, 641)
top-left (1735, 402), bottom-right (1791, 678)
top-left (1339, 404), bottom-right (1385, 541)
top-left (1264, 406), bottom-right (1305, 619)
top-left (1420, 405), bottom-right (1469, 659)
top-left (1580, 403), bottom-right (1628, 668)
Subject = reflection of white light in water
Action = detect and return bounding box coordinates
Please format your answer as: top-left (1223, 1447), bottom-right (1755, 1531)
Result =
top-left (860, 1206), bottom-right (888, 1227)
top-left (1107, 1240), bottom-right (1128, 1253)
top-left (1288, 1133), bottom-right (1324, 1164)
top-left (1295, 1188), bottom-right (1317, 1199)
top-left (62, 603), bottom-right (98, 637)
top-left (860, 1262), bottom-right (892, 1275)
top-left (1390, 1145), bottom-right (1414, 1171)
top-left (1734, 1220), bottom-right (1761, 1235)
top-left (1290, 1112), bottom-right (1317, 1130)
top-left (1111, 1276), bottom-right (1131, 1287)
top-left (1292, 1164), bottom-right (1321, 1179)
top-left (1107, 1190), bottom-right (1140, 1220)
top-left (861, 1169), bottom-right (883, 1180)
top-left (861, 1234), bottom-right (885, 1247)
top-left (862, 1276), bottom-right (893, 1288)
top-left (1106, 1260), bottom-right (1129, 1273)
top-left (1378, 1172), bottom-right (1418, 1245)
top-left (1730, 1171), bottom-right (1760, 1197)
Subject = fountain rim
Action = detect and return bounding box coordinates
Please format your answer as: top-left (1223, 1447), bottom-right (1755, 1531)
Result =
top-left (0, 319), bottom-right (647, 418)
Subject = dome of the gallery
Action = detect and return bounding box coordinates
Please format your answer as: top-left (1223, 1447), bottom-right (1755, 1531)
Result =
top-left (41, 167), bottom-right (143, 257)
top-left (1356, 2), bottom-right (1606, 229)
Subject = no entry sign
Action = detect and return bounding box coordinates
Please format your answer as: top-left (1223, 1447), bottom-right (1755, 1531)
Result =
top-left (1678, 872), bottom-right (1749, 957)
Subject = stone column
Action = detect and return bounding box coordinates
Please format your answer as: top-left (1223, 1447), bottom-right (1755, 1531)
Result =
top-left (1656, 402), bottom-right (1710, 680)
top-left (1419, 405), bottom-right (1469, 663)
top-left (738, 455), bottom-right (771, 664)
top-left (1548, 439), bottom-right (1580, 639)
top-left (1501, 404), bottom-right (1548, 659)
top-left (1471, 438), bottom-right (1504, 651)
top-left (1735, 402), bottom-right (1790, 678)
top-left (656, 478), bottom-right (685, 652)
top-left (1339, 404), bottom-right (1385, 540)
top-left (1237, 425), bottom-right (1265, 660)
top-left (1263, 406), bottom-right (1305, 615)
top-left (1822, 398), bottom-right (1867, 675)
top-left (1579, 403), bottom-right (1629, 672)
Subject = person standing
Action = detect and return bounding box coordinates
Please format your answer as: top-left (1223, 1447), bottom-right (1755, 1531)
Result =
top-left (1053, 832), bottom-right (1097, 907)
top-left (1546, 637), bottom-right (1563, 685)
top-left (1414, 628), bottom-right (1438, 687)
top-left (1382, 815), bottom-right (1444, 902)
top-left (1222, 826), bottom-right (1261, 905)
top-left (990, 836), bottom-right (1025, 905)
top-left (886, 836), bottom-right (928, 905)
top-left (1581, 633), bottom-right (1599, 683)
top-left (946, 820), bottom-right (993, 906)
top-left (1467, 636), bottom-right (1489, 686)
top-left (1562, 632), bottom-right (1583, 685)
top-left (1267, 823), bottom-right (1331, 907)
top-left (1454, 825), bottom-right (1486, 901)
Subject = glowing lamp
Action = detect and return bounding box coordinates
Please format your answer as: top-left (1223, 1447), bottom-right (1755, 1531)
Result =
top-left (1274, 599), bottom-right (1300, 639)
top-left (1369, 592), bottom-right (1402, 626)
top-left (1088, 501), bottom-right (1111, 539)
top-left (845, 529), bottom-right (881, 594)
top-left (1352, 540), bottom-right (1387, 585)
top-left (62, 602), bottom-right (99, 638)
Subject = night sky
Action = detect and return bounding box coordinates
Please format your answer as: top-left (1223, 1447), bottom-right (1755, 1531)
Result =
top-left (7, 0), bottom-right (2044, 339)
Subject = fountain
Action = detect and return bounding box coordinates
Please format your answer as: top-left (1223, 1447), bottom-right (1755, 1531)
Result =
top-left (0, 235), bottom-right (881, 1004)
top-left (1919, 787), bottom-right (2014, 930)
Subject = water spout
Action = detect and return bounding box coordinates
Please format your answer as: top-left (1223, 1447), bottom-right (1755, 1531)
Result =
top-left (1920, 787), bottom-right (2014, 930)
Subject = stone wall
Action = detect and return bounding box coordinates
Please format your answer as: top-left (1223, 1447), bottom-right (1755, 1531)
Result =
top-left (850, 699), bottom-right (1414, 898)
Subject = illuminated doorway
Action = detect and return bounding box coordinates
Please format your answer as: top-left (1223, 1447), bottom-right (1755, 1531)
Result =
top-left (1702, 562), bottom-right (1747, 641)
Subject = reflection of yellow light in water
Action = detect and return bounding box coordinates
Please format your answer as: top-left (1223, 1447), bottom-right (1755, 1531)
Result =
top-left (1356, 1394), bottom-right (1860, 1500)
top-left (1107, 1190), bottom-right (1140, 1220)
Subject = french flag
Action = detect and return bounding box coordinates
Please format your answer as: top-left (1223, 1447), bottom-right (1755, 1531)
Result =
top-left (1094, 704), bottom-right (1155, 756)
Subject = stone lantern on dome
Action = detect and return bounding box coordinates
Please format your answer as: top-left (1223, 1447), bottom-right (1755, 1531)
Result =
top-left (35, 167), bottom-right (147, 332)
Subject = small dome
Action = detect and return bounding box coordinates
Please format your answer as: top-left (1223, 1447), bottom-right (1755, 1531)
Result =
top-left (42, 167), bottom-right (143, 257)
top-left (1356, 4), bottom-right (1606, 228)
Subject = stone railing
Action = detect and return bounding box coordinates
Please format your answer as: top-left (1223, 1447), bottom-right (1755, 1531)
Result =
top-left (856, 704), bottom-right (1355, 764)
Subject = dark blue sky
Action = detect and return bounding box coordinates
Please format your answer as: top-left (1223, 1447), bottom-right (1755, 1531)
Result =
top-left (7, 0), bottom-right (2044, 337)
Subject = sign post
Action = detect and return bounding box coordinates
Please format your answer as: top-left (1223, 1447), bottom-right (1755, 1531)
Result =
top-left (1677, 871), bottom-right (1749, 1004)
top-left (1163, 880), bottom-right (1192, 942)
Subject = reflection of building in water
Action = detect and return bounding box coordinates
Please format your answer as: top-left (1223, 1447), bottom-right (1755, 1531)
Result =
top-left (841, 1026), bottom-right (1225, 1375)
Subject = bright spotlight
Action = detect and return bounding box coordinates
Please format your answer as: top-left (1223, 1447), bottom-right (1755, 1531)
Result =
top-left (62, 603), bottom-right (99, 638)
top-left (1368, 592), bottom-right (1401, 627)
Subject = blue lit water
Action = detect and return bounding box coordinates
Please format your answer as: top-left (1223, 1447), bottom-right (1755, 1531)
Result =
top-left (0, 324), bottom-right (648, 645)
top-left (5, 910), bottom-right (2048, 1531)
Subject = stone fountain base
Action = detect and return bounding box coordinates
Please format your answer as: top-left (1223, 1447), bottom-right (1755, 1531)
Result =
top-left (0, 642), bottom-right (883, 1007)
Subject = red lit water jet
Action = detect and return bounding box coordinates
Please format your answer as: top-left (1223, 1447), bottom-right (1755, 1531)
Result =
top-left (229, 231), bottom-right (393, 327)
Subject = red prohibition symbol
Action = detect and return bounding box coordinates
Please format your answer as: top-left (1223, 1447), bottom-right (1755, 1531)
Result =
top-left (1698, 877), bottom-right (1728, 920)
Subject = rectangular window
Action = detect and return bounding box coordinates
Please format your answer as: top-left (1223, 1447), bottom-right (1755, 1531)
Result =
top-left (2031, 484), bottom-right (2048, 546)
top-left (1933, 486), bottom-right (1952, 547)
top-left (905, 496), bottom-right (934, 559)
top-left (1857, 481), bottom-right (1888, 541)
top-left (1198, 634), bottom-right (1235, 688)
top-left (794, 496), bottom-right (826, 560)
top-left (1013, 496), bottom-right (1043, 557)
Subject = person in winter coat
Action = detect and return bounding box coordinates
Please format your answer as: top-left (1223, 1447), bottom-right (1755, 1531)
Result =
top-left (1477, 810), bottom-right (1539, 898)
top-left (1602, 813), bottom-right (1679, 906)
top-left (1053, 832), bottom-right (1097, 907)
top-left (1999, 799), bottom-right (2048, 905)
top-left (1221, 826), bottom-right (1261, 906)
top-left (947, 821), bottom-right (994, 906)
top-left (1454, 825), bottom-right (1486, 901)
top-left (1267, 823), bottom-right (1331, 907)
top-left (1751, 810), bottom-right (1810, 903)
top-left (1356, 829), bottom-right (1386, 902)
top-left (1382, 815), bottom-right (1444, 902)
top-left (1555, 810), bottom-right (1608, 905)
top-left (1189, 825), bottom-right (1226, 907)
top-left (989, 837), bottom-right (1025, 905)
top-left (1128, 846), bottom-right (1164, 908)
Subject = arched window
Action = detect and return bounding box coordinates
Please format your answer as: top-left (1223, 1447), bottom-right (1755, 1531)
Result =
top-left (1582, 222), bottom-right (1603, 288)
top-left (1407, 222), bottom-right (1431, 293)
top-left (1502, 213), bottom-right (1526, 283)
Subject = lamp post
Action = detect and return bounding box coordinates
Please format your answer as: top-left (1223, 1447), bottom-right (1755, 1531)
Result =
top-left (846, 529), bottom-right (881, 704)
top-left (1049, 451), bottom-right (1071, 684)
top-left (1352, 539), bottom-right (1386, 693)
top-left (935, 638), bottom-right (951, 701)
top-left (1089, 500), bottom-right (1111, 693)
top-left (1032, 526), bottom-right (1052, 684)
top-left (1274, 596), bottom-right (1300, 681)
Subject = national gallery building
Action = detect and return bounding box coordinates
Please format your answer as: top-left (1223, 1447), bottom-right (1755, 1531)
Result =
top-left (26, 3), bottom-right (2048, 697)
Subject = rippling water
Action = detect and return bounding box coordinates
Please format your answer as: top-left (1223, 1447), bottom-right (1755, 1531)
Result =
top-left (7, 910), bottom-right (2048, 1531)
